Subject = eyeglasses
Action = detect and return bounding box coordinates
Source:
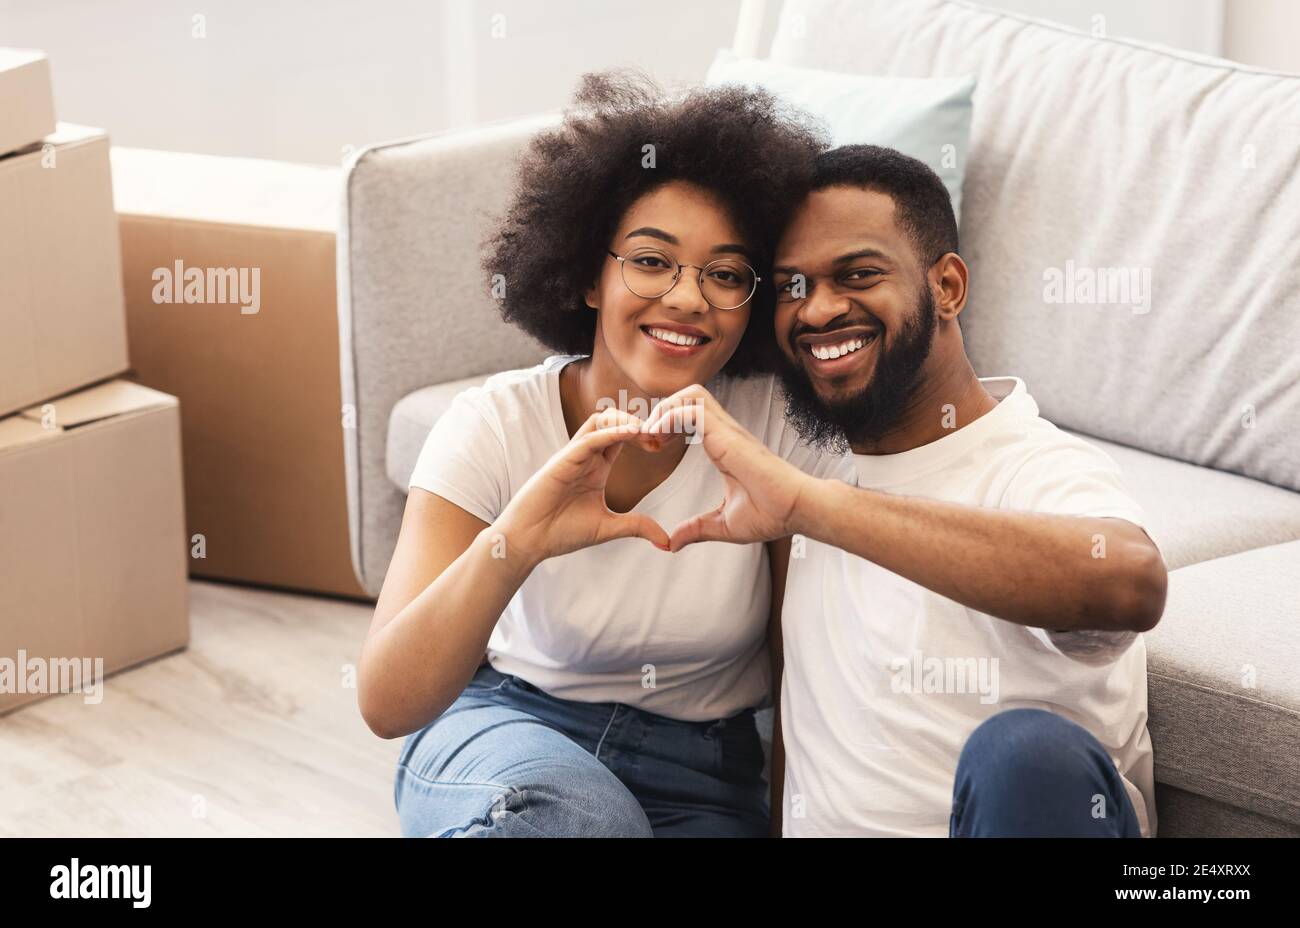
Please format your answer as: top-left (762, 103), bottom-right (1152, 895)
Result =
top-left (607, 247), bottom-right (759, 311)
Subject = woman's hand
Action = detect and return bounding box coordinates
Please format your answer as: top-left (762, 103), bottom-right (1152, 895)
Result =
top-left (495, 407), bottom-right (671, 566)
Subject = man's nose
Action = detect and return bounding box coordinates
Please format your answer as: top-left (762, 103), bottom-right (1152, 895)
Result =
top-left (799, 283), bottom-right (851, 329)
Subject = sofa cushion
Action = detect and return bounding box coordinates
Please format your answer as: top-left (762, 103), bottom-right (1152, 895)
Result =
top-left (1073, 432), bottom-right (1300, 569)
top-left (770, 0), bottom-right (1300, 495)
top-left (1156, 783), bottom-right (1300, 839)
top-left (387, 375), bottom-right (491, 492)
top-left (1146, 540), bottom-right (1300, 826)
top-left (388, 386), bottom-right (1300, 571)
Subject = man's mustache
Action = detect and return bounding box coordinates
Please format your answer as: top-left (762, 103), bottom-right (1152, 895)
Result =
top-left (787, 315), bottom-right (882, 353)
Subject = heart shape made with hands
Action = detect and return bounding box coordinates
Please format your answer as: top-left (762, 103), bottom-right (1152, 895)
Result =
top-left (583, 417), bottom-right (703, 554)
top-left (634, 387), bottom-right (800, 553)
top-left (598, 431), bottom-right (725, 556)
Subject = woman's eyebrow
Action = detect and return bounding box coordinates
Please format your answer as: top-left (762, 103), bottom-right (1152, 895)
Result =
top-left (625, 226), bottom-right (678, 245)
top-left (625, 228), bottom-right (752, 260)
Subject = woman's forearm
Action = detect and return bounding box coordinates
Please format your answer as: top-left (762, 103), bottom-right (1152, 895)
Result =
top-left (359, 526), bottom-right (537, 738)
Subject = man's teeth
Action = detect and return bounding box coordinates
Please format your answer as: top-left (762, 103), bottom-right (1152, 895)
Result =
top-left (647, 326), bottom-right (705, 347)
top-left (809, 336), bottom-right (871, 360)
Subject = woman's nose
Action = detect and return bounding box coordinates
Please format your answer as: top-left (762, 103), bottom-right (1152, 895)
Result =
top-left (660, 270), bottom-right (709, 314)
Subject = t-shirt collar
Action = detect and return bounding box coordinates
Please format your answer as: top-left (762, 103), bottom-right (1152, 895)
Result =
top-left (851, 376), bottom-right (1036, 489)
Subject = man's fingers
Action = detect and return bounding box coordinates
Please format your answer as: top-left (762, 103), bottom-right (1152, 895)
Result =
top-left (668, 504), bottom-right (730, 552)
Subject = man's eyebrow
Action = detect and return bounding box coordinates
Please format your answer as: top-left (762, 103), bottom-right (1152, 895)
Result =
top-left (834, 248), bottom-right (891, 266)
top-left (774, 248), bottom-right (893, 276)
top-left (625, 226), bottom-right (679, 246)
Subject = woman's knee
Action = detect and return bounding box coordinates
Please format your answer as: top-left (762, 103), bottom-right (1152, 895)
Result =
top-left (394, 707), bottom-right (651, 837)
top-left (397, 757), bottom-right (652, 838)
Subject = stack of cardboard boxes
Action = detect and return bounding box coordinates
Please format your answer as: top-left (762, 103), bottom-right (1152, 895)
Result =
top-left (111, 148), bottom-right (364, 599)
top-left (0, 49), bottom-right (189, 714)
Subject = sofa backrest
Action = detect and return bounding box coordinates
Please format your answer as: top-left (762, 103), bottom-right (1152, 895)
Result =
top-left (338, 115), bottom-right (554, 594)
top-left (770, 0), bottom-right (1300, 493)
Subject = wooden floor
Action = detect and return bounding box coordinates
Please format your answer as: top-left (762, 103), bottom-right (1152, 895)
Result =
top-left (0, 581), bottom-right (402, 837)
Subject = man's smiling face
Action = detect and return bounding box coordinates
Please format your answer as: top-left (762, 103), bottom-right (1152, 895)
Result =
top-left (773, 185), bottom-right (937, 447)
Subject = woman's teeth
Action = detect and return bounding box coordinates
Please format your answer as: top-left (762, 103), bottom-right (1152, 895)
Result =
top-left (809, 336), bottom-right (871, 360)
top-left (646, 326), bottom-right (705, 347)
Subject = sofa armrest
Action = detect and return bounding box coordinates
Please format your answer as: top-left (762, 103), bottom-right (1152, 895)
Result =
top-left (337, 113), bottom-right (555, 597)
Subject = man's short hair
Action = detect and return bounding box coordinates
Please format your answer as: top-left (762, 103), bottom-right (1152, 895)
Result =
top-left (810, 144), bottom-right (959, 267)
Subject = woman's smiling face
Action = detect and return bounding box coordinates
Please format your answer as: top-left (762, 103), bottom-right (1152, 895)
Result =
top-left (585, 180), bottom-right (754, 400)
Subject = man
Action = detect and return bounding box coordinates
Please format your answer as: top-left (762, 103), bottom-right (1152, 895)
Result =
top-left (642, 145), bottom-right (1167, 837)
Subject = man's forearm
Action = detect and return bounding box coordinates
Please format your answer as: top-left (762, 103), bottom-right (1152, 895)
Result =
top-left (789, 476), bottom-right (1166, 633)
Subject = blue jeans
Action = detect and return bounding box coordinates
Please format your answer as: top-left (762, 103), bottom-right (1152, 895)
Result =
top-left (395, 664), bottom-right (769, 837)
top-left (950, 708), bottom-right (1143, 837)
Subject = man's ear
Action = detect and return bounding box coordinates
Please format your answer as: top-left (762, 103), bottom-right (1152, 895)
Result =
top-left (931, 253), bottom-right (969, 320)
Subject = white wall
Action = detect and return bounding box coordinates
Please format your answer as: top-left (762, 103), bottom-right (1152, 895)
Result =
top-left (0, 0), bottom-right (745, 164)
top-left (2, 0), bottom-right (1290, 166)
top-left (1224, 0), bottom-right (1300, 72)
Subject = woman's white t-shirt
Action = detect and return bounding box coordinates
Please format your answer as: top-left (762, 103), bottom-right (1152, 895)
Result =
top-left (408, 354), bottom-right (847, 721)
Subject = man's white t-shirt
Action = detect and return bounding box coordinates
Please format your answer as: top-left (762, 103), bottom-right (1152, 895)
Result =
top-left (408, 354), bottom-right (846, 722)
top-left (781, 376), bottom-right (1159, 837)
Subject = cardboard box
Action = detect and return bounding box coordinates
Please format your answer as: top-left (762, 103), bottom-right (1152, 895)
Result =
top-left (111, 147), bottom-right (365, 599)
top-left (0, 123), bottom-right (130, 417)
top-left (0, 48), bottom-right (57, 156)
top-left (0, 380), bottom-right (189, 715)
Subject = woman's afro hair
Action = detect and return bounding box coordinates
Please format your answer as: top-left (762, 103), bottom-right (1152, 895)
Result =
top-left (482, 69), bottom-right (829, 376)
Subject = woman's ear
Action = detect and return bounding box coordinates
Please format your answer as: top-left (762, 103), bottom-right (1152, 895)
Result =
top-left (931, 253), bottom-right (969, 321)
top-left (584, 283), bottom-right (599, 310)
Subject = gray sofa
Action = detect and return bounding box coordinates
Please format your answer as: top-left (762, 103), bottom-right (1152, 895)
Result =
top-left (337, 0), bottom-right (1300, 836)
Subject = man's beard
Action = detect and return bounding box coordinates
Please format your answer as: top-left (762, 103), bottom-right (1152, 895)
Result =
top-left (778, 286), bottom-right (937, 451)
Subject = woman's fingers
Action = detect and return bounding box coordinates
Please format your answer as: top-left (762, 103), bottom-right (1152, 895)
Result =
top-left (572, 422), bottom-right (659, 460)
top-left (573, 409), bottom-right (663, 455)
top-left (576, 406), bottom-right (644, 437)
top-left (601, 511), bottom-right (671, 551)
top-left (642, 384), bottom-right (731, 438)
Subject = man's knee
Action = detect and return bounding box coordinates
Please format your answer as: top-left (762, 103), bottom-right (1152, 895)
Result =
top-left (958, 707), bottom-right (1087, 783)
top-left (952, 708), bottom-right (1130, 836)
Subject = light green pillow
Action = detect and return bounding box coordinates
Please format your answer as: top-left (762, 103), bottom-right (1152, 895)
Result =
top-left (705, 49), bottom-right (975, 222)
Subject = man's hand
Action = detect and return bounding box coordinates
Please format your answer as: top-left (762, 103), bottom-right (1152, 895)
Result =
top-left (642, 385), bottom-right (813, 552)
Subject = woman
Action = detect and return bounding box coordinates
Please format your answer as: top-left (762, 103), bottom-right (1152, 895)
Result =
top-left (358, 71), bottom-right (837, 837)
